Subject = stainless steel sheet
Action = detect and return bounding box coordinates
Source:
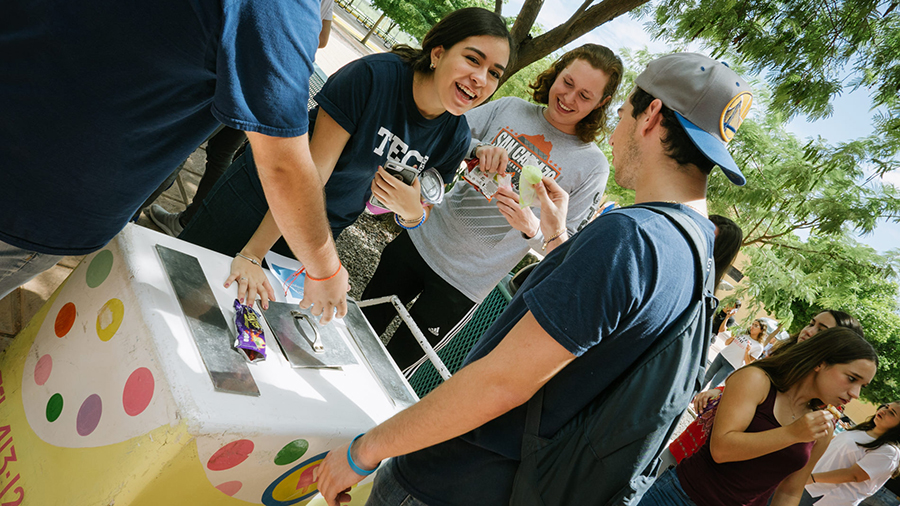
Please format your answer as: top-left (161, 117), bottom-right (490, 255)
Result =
top-left (262, 302), bottom-right (358, 368)
top-left (156, 245), bottom-right (260, 396)
top-left (343, 301), bottom-right (418, 408)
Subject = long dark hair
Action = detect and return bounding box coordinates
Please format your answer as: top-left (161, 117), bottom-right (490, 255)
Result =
top-left (750, 326), bottom-right (877, 404)
top-left (709, 214), bottom-right (742, 289)
top-left (849, 403), bottom-right (900, 477)
top-left (391, 8), bottom-right (514, 74)
top-left (530, 44), bottom-right (623, 143)
top-left (770, 309), bottom-right (864, 357)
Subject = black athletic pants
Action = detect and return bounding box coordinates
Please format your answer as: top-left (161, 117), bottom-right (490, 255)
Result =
top-left (361, 231), bottom-right (477, 372)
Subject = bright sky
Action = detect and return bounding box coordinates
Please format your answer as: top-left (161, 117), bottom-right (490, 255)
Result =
top-left (503, 0), bottom-right (900, 255)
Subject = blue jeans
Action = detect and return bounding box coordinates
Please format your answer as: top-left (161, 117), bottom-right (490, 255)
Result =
top-left (638, 468), bottom-right (697, 506)
top-left (365, 460), bottom-right (431, 506)
top-left (0, 239), bottom-right (64, 300)
top-left (703, 352), bottom-right (735, 390)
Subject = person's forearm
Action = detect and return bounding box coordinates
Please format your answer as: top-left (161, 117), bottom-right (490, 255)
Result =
top-left (770, 491), bottom-right (803, 506)
top-left (542, 231), bottom-right (568, 254)
top-left (241, 211), bottom-right (285, 260)
top-left (318, 20), bottom-right (332, 48)
top-left (352, 312), bottom-right (575, 468)
top-left (718, 315), bottom-right (730, 334)
top-left (710, 426), bottom-right (802, 463)
top-left (353, 354), bottom-right (534, 467)
top-left (396, 205), bottom-right (429, 227)
top-left (812, 466), bottom-right (869, 484)
top-left (253, 140), bottom-right (338, 277)
top-left (776, 439), bottom-right (830, 505)
top-left (744, 348), bottom-right (756, 364)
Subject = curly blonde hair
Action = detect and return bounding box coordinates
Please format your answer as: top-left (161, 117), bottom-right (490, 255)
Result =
top-left (530, 44), bottom-right (622, 143)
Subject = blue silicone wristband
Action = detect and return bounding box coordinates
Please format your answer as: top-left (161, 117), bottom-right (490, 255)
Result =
top-left (347, 433), bottom-right (379, 476)
top-left (394, 212), bottom-right (425, 230)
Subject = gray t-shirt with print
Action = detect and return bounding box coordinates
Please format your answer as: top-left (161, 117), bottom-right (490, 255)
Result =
top-left (409, 97), bottom-right (610, 301)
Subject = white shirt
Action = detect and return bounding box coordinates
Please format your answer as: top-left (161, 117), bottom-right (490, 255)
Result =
top-left (719, 333), bottom-right (763, 369)
top-left (806, 430), bottom-right (900, 506)
top-left (320, 0), bottom-right (334, 21)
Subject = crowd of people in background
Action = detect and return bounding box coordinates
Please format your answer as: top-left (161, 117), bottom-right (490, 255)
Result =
top-left (3, 3), bottom-right (897, 506)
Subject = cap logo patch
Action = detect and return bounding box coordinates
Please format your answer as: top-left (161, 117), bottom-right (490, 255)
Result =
top-left (720, 91), bottom-right (752, 142)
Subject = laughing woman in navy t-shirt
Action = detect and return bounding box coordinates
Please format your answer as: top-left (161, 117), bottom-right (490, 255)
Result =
top-left (179, 7), bottom-right (513, 309)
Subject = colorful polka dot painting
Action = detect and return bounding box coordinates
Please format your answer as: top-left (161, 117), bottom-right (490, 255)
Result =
top-left (26, 248), bottom-right (164, 446)
top-left (76, 394), bottom-right (103, 436)
top-left (274, 439), bottom-right (309, 466)
top-left (96, 298), bottom-right (124, 341)
top-left (122, 367), bottom-right (155, 416)
top-left (215, 481), bottom-right (243, 497)
top-left (46, 393), bottom-right (63, 422)
top-left (207, 439), bottom-right (257, 498)
top-left (34, 354), bottom-right (53, 386)
top-left (85, 249), bottom-right (113, 288)
top-left (207, 439), bottom-right (255, 471)
top-left (54, 302), bottom-right (76, 337)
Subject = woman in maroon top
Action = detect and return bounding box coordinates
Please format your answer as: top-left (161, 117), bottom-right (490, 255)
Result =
top-left (665, 310), bottom-right (864, 466)
top-left (639, 327), bottom-right (878, 506)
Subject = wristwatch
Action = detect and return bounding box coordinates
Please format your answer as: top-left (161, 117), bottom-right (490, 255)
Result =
top-left (470, 142), bottom-right (491, 159)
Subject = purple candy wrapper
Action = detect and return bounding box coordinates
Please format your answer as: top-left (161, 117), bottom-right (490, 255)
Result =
top-left (233, 299), bottom-right (266, 362)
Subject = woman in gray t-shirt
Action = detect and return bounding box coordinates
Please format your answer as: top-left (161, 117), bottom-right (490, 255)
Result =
top-left (361, 44), bottom-right (624, 372)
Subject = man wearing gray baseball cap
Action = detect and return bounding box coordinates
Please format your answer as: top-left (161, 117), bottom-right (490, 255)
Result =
top-left (316, 53), bottom-right (751, 506)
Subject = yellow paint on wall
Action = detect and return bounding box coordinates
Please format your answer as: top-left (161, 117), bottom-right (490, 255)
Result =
top-left (0, 263), bottom-right (372, 506)
top-left (1, 285), bottom-right (193, 505)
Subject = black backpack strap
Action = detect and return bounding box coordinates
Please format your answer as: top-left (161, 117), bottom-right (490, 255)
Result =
top-left (519, 204), bottom-right (715, 453)
top-left (626, 204), bottom-right (718, 387)
top-left (629, 204), bottom-right (715, 298)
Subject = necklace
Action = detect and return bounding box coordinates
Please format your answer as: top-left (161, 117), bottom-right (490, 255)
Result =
top-left (785, 392), bottom-right (805, 420)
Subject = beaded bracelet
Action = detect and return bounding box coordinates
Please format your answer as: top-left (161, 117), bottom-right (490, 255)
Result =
top-left (346, 433), bottom-right (380, 476)
top-left (235, 252), bottom-right (261, 267)
top-left (394, 211), bottom-right (425, 230)
top-left (304, 261), bottom-right (343, 282)
top-left (541, 228), bottom-right (567, 251)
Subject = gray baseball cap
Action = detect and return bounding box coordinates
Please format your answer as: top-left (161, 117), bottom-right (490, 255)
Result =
top-left (634, 53), bottom-right (752, 185)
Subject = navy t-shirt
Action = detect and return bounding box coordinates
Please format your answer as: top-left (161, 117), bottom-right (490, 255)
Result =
top-left (394, 203), bottom-right (715, 506)
top-left (0, 0), bottom-right (319, 255)
top-left (309, 53), bottom-right (471, 231)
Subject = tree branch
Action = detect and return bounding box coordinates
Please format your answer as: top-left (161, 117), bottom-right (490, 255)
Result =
top-left (561, 0), bottom-right (596, 32)
top-left (510, 0), bottom-right (545, 46)
top-left (494, 0), bottom-right (502, 15)
top-left (505, 0), bottom-right (648, 76)
top-left (756, 240), bottom-right (879, 275)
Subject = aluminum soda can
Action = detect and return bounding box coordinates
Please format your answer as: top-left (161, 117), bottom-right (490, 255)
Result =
top-left (418, 167), bottom-right (445, 205)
